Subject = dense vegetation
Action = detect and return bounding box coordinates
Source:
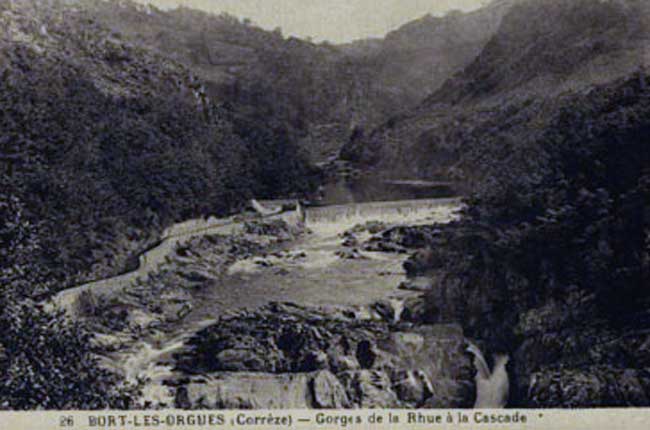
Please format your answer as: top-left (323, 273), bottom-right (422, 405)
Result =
top-left (342, 0), bottom-right (650, 179)
top-left (415, 66), bottom-right (650, 407)
top-left (342, 0), bottom-right (650, 406)
top-left (0, 0), bottom-right (315, 408)
top-left (0, 176), bottom-right (140, 409)
top-left (0, 0), bottom-right (316, 291)
top-left (1, 0), bottom-right (647, 409)
top-left (83, 0), bottom-right (510, 161)
top-left (462, 74), bottom-right (649, 315)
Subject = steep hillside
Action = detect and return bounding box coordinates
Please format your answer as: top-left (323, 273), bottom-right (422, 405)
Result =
top-left (433, 0), bottom-right (650, 104)
top-left (341, 0), bottom-right (650, 181)
top-left (348, 0), bottom-right (650, 407)
top-left (414, 70), bottom-right (650, 407)
top-left (0, 0), bottom-right (315, 294)
top-left (375, 0), bottom-right (514, 105)
top-left (83, 0), bottom-right (398, 160)
top-left (83, 0), bottom-right (514, 161)
top-left (0, 0), bottom-right (325, 409)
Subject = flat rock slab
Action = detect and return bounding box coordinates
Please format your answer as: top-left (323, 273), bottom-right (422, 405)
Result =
top-left (176, 372), bottom-right (315, 409)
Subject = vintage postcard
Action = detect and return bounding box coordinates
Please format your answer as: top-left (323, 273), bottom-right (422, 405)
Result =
top-left (0, 0), bottom-right (648, 429)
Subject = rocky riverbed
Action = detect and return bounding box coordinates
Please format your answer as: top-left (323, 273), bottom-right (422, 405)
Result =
top-left (69, 199), bottom-right (472, 408)
top-left (173, 303), bottom-right (473, 409)
top-left (59, 195), bottom-right (650, 408)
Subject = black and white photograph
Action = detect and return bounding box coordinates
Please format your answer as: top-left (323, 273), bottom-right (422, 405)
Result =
top-left (0, 0), bottom-right (649, 416)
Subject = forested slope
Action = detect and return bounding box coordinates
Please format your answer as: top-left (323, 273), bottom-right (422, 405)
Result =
top-left (341, 0), bottom-right (650, 181)
top-left (0, 0), bottom-right (314, 408)
top-left (85, 0), bottom-right (512, 161)
top-left (376, 0), bottom-right (650, 406)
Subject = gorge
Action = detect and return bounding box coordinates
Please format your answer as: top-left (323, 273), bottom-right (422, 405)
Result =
top-left (0, 0), bottom-right (648, 410)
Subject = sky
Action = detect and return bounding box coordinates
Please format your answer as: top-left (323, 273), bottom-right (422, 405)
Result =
top-left (134, 0), bottom-right (490, 43)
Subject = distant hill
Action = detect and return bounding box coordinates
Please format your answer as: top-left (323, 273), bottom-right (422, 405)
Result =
top-left (374, 0), bottom-right (514, 106)
top-left (341, 0), bottom-right (650, 182)
top-left (83, 0), bottom-right (395, 161)
top-left (82, 0), bottom-right (512, 161)
top-left (432, 0), bottom-right (650, 104)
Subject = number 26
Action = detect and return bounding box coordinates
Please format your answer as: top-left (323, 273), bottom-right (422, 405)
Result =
top-left (60, 416), bottom-right (74, 427)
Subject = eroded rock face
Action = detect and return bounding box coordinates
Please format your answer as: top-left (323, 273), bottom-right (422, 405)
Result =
top-left (379, 325), bottom-right (475, 408)
top-left (340, 370), bottom-right (400, 408)
top-left (360, 225), bottom-right (450, 259)
top-left (403, 248), bottom-right (445, 275)
top-left (392, 369), bottom-right (434, 405)
top-left (175, 373), bottom-right (314, 409)
top-left (173, 302), bottom-right (474, 409)
top-left (373, 226), bottom-right (442, 250)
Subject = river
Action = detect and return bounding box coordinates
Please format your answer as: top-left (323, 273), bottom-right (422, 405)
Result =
top-left (53, 181), bottom-right (463, 407)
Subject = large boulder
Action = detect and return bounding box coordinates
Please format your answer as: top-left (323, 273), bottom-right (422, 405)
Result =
top-left (299, 350), bottom-right (330, 372)
top-left (391, 369), bottom-right (434, 406)
top-left (379, 325), bottom-right (475, 408)
top-left (311, 370), bottom-right (351, 408)
top-left (403, 248), bottom-right (441, 275)
top-left (326, 336), bottom-right (361, 373)
top-left (213, 349), bottom-right (268, 372)
top-left (340, 370), bottom-right (401, 408)
top-left (176, 302), bottom-right (389, 375)
top-left (173, 303), bottom-right (475, 409)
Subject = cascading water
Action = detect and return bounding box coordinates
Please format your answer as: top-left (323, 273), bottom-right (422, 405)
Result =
top-left (303, 198), bottom-right (460, 237)
top-left (54, 180), bottom-right (463, 408)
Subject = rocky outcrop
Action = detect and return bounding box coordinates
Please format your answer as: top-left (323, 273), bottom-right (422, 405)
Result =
top-left (339, 370), bottom-right (399, 408)
top-left (363, 226), bottom-right (442, 255)
top-left (311, 370), bottom-right (351, 408)
top-left (422, 253), bottom-right (650, 407)
top-left (369, 217), bottom-right (650, 408)
top-left (172, 302), bottom-right (474, 409)
top-left (175, 373), bottom-right (314, 409)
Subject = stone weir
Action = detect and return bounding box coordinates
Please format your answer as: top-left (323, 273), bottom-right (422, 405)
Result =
top-left (48, 197), bottom-right (461, 318)
top-left (304, 198), bottom-right (461, 231)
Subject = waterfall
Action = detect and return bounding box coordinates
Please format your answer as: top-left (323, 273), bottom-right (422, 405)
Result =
top-left (388, 298), bottom-right (405, 324)
top-left (466, 342), bottom-right (510, 408)
top-left (304, 198), bottom-right (461, 235)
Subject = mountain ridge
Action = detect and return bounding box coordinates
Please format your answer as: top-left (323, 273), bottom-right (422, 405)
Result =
top-left (82, 0), bottom-right (514, 161)
top-left (340, 0), bottom-right (650, 182)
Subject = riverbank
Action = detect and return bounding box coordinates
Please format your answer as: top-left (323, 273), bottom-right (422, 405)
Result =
top-left (403, 218), bottom-right (650, 407)
top-left (65, 198), bottom-right (467, 408)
